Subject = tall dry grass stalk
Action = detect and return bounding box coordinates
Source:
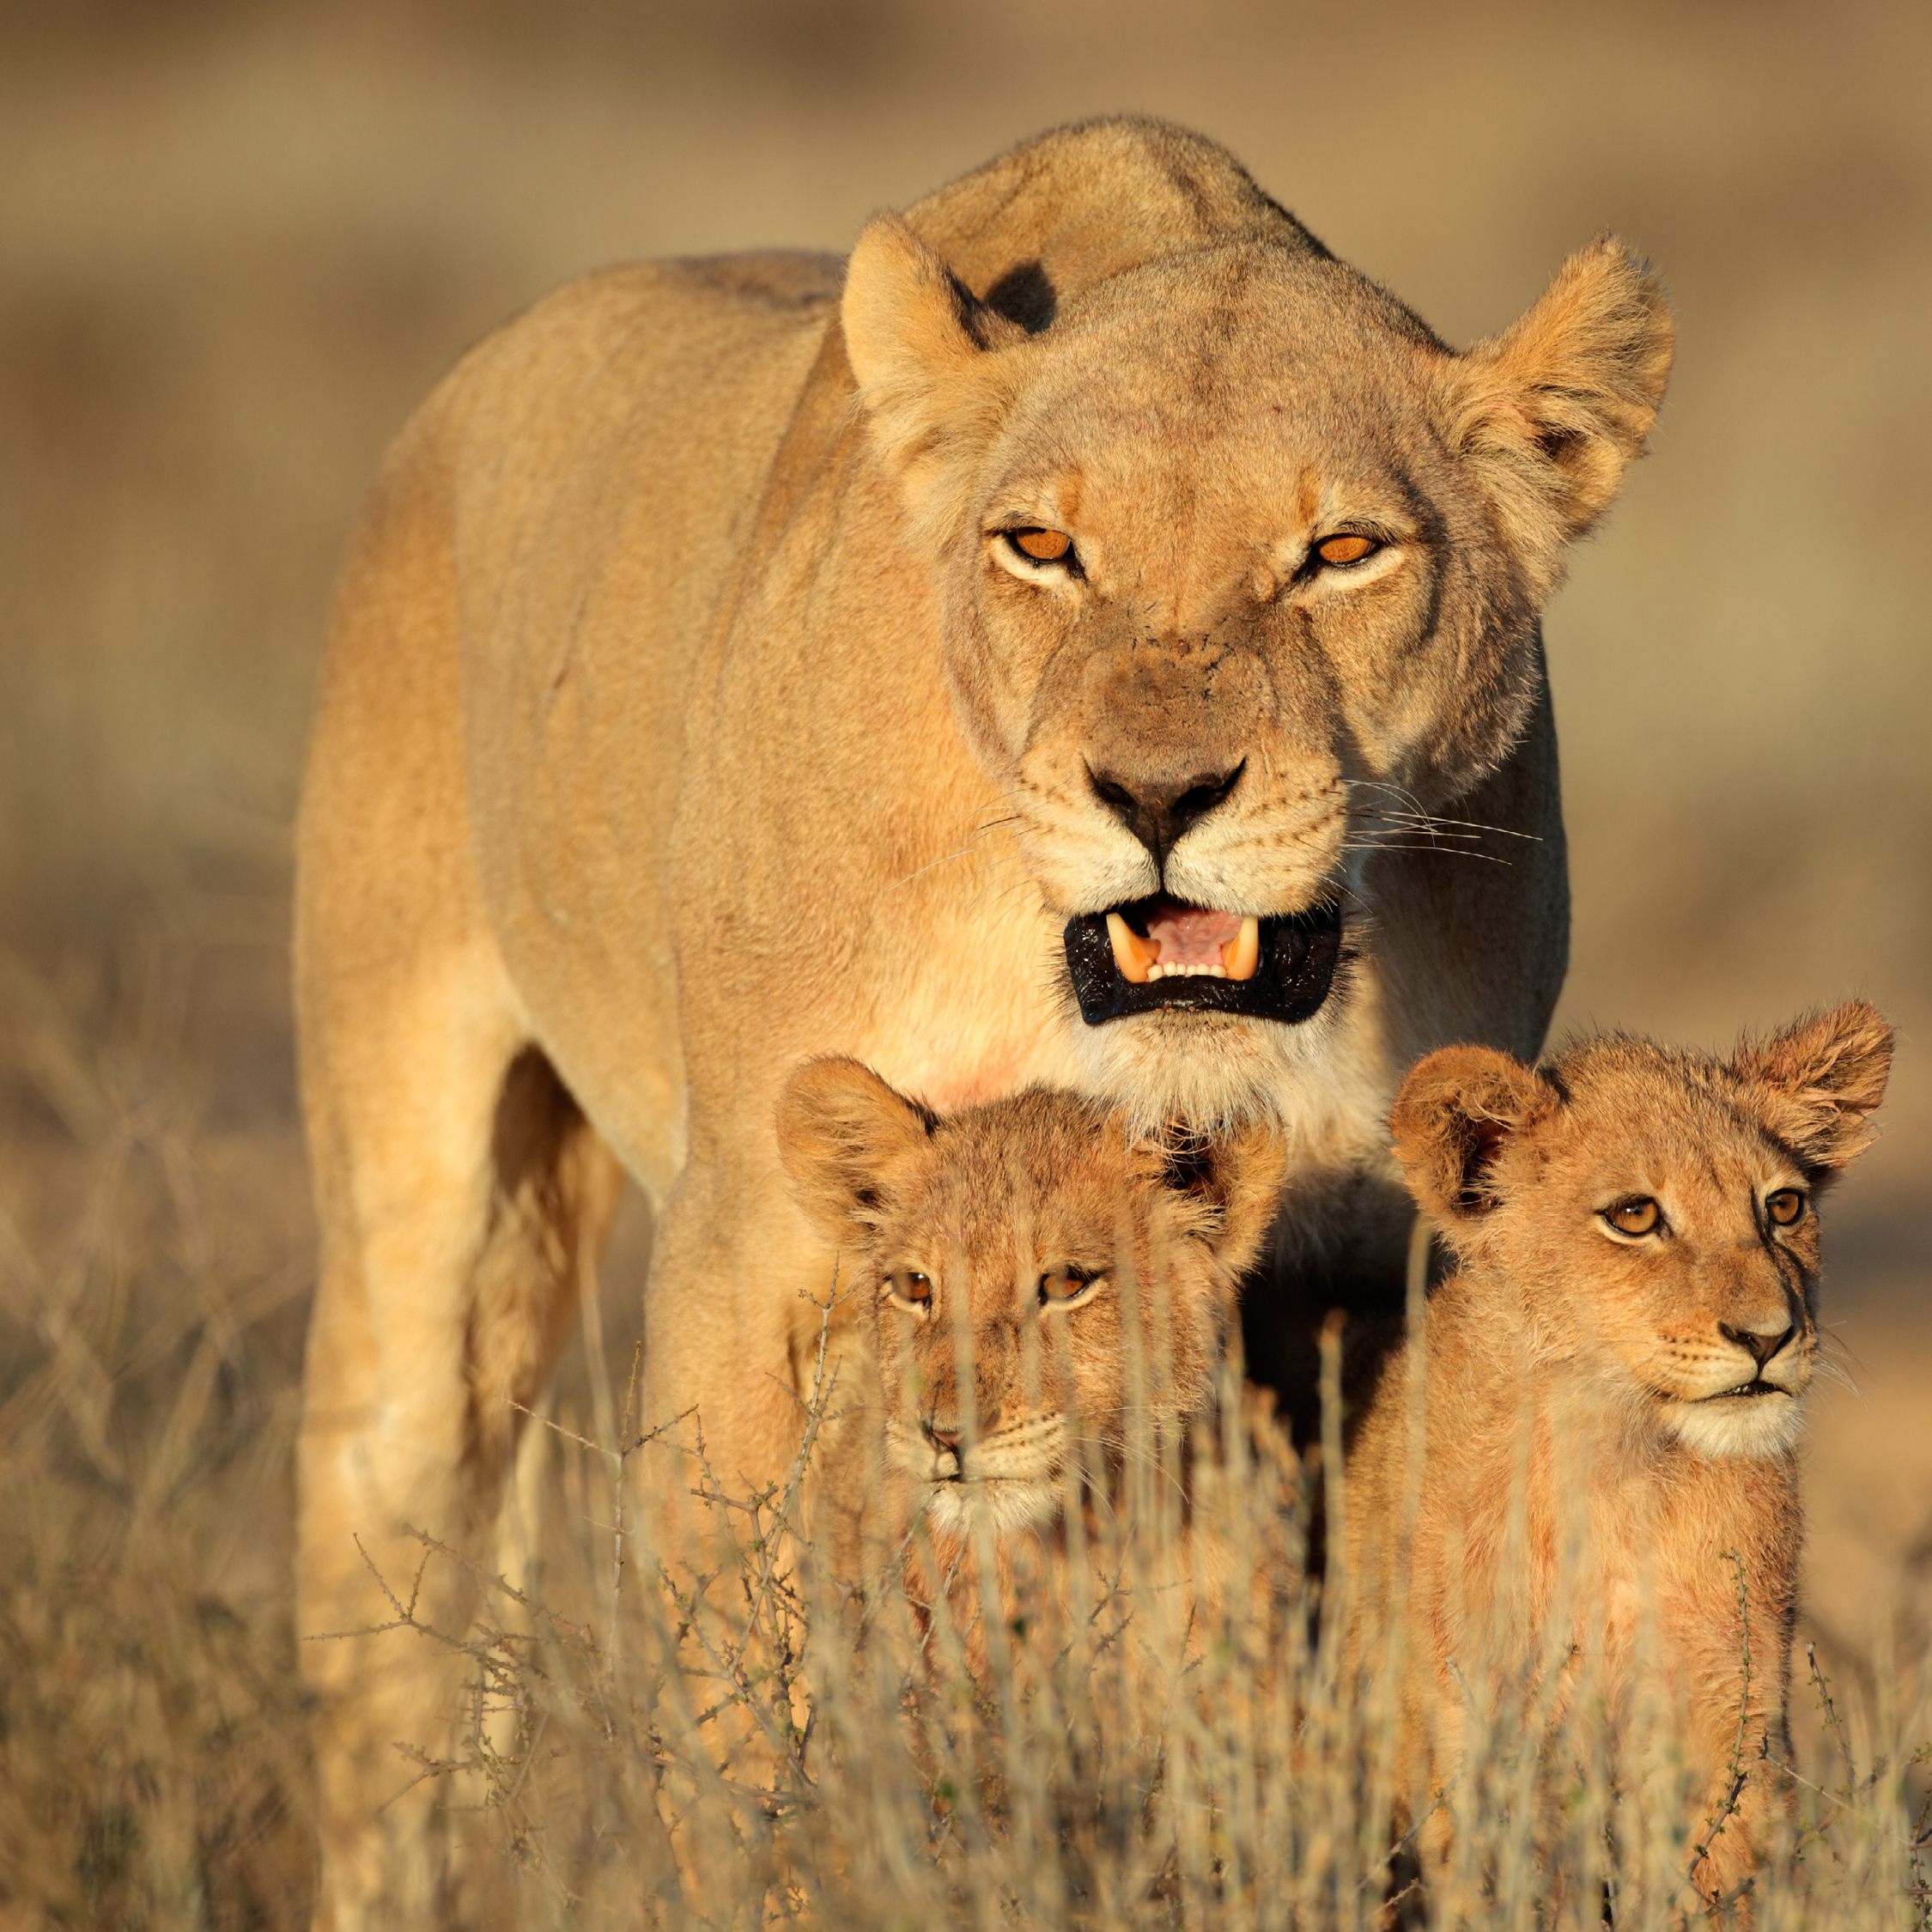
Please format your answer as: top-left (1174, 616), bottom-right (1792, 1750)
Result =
top-left (1, 942), bottom-right (1927, 1927)
top-left (355, 1288), bottom-right (1931, 1929)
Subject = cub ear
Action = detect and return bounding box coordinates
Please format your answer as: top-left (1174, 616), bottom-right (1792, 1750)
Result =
top-left (1729, 1000), bottom-right (1894, 1177)
top-left (1151, 1119), bottom-right (1286, 1281)
top-left (775, 1056), bottom-right (936, 1245)
top-left (1442, 235), bottom-right (1674, 593)
top-left (841, 214), bottom-right (1029, 545)
top-left (1389, 1044), bottom-right (1559, 1229)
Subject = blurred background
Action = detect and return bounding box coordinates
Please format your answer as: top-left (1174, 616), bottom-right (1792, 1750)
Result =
top-left (0, 3), bottom-right (1927, 1887)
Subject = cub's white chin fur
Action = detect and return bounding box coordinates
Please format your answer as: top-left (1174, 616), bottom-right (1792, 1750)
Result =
top-left (1662, 1391), bottom-right (1804, 1460)
top-left (921, 1479), bottom-right (1060, 1539)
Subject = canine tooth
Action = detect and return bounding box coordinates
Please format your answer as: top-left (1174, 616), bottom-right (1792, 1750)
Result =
top-left (1106, 911), bottom-right (1157, 984)
top-left (1224, 914), bottom-right (1261, 981)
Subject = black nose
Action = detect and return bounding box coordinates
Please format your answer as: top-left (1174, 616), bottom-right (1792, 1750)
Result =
top-left (1088, 762), bottom-right (1243, 867)
top-left (1721, 1323), bottom-right (1795, 1370)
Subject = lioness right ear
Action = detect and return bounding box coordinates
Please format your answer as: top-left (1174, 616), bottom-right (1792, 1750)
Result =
top-left (841, 215), bottom-right (1029, 547)
top-left (1389, 1044), bottom-right (1558, 1229)
top-left (776, 1056), bottom-right (936, 1244)
top-left (1441, 235), bottom-right (1674, 599)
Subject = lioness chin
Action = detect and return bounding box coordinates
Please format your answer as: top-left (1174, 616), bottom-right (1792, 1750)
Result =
top-left (295, 117), bottom-right (1670, 1924)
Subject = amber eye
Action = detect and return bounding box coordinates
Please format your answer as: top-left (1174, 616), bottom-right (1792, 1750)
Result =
top-left (1037, 1267), bottom-right (1099, 1309)
top-left (1315, 532), bottom-right (1378, 568)
top-left (1606, 1197), bottom-right (1661, 1236)
top-left (1766, 1189), bottom-right (1806, 1228)
top-left (1008, 527), bottom-right (1072, 563)
top-left (890, 1270), bottom-right (933, 1309)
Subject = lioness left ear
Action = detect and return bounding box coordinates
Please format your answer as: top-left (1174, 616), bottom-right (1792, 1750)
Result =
top-left (841, 214), bottom-right (1029, 545)
top-left (776, 1056), bottom-right (937, 1244)
top-left (1441, 235), bottom-right (1674, 593)
top-left (1390, 1044), bottom-right (1560, 1230)
top-left (1729, 1000), bottom-right (1894, 1178)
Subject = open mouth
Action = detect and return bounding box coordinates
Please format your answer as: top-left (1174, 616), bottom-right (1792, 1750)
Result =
top-left (1710, 1381), bottom-right (1786, 1400)
top-left (1063, 894), bottom-right (1344, 1027)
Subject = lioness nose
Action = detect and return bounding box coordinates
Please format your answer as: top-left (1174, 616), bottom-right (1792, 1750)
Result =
top-left (1721, 1322), bottom-right (1795, 1369)
top-left (1088, 762), bottom-right (1243, 867)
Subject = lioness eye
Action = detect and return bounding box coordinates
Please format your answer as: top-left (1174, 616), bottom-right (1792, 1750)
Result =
top-left (1037, 1267), bottom-right (1098, 1308)
top-left (890, 1270), bottom-right (933, 1307)
top-left (1766, 1189), bottom-right (1805, 1228)
top-left (1008, 527), bottom-right (1072, 563)
top-left (1606, 1198), bottom-right (1661, 1236)
top-left (1315, 533), bottom-right (1378, 567)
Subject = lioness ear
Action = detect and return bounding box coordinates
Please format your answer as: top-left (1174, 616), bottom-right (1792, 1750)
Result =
top-left (776, 1056), bottom-right (936, 1244)
top-left (1390, 1044), bottom-right (1558, 1228)
top-left (842, 214), bottom-right (1029, 545)
top-left (1443, 235), bottom-right (1674, 592)
top-left (1150, 1120), bottom-right (1286, 1281)
top-left (1730, 1000), bottom-right (1894, 1178)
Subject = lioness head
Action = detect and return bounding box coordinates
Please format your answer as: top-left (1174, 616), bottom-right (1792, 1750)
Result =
top-left (1390, 1000), bottom-right (1893, 1458)
top-left (777, 1058), bottom-right (1282, 1538)
top-left (842, 150), bottom-right (1672, 1120)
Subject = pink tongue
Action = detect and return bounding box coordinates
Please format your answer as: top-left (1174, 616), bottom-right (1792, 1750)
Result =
top-left (1145, 903), bottom-right (1240, 965)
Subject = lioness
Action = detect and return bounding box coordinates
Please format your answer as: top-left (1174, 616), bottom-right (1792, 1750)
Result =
top-left (775, 1057), bottom-right (1283, 1640)
top-left (1345, 1001), bottom-right (1893, 1911)
top-left (295, 117), bottom-right (1671, 1922)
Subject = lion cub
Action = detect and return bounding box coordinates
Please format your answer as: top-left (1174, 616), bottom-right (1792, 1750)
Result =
top-left (1346, 1001), bottom-right (1893, 1910)
top-left (776, 1060), bottom-right (1284, 1640)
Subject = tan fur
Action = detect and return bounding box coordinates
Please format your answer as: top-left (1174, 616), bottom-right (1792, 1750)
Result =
top-left (293, 118), bottom-right (1671, 1923)
top-left (1345, 1002), bottom-right (1893, 1911)
top-left (776, 1058), bottom-right (1283, 1662)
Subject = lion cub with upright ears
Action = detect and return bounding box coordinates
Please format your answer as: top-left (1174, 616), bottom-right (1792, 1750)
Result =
top-left (776, 1059), bottom-right (1283, 1613)
top-left (1347, 1000), bottom-right (1893, 1912)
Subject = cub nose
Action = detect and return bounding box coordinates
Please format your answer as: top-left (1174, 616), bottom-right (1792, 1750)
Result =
top-left (922, 1421), bottom-right (961, 1454)
top-left (1088, 761), bottom-right (1243, 867)
top-left (1721, 1322), bottom-right (1795, 1370)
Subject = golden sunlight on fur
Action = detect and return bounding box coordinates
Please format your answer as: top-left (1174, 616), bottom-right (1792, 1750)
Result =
top-left (292, 117), bottom-right (1672, 1921)
top-left (775, 1059), bottom-right (1283, 1649)
top-left (1345, 1000), bottom-right (1893, 1912)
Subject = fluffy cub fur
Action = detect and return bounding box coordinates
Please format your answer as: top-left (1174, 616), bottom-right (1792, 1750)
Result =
top-left (1346, 1001), bottom-right (1893, 1910)
top-left (776, 1059), bottom-right (1283, 1637)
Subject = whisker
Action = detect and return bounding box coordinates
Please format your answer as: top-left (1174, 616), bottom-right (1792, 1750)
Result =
top-left (890, 824), bottom-right (1024, 890)
top-left (1339, 841), bottom-right (1510, 866)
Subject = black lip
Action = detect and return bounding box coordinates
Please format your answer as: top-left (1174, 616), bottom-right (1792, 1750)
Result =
top-left (1063, 897), bottom-right (1345, 1028)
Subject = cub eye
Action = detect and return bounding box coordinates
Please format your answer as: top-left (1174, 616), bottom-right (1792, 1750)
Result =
top-left (1315, 532), bottom-right (1379, 568)
top-left (1766, 1189), bottom-right (1806, 1228)
top-left (1005, 527), bottom-right (1074, 565)
top-left (1037, 1267), bottom-right (1100, 1309)
top-left (1605, 1198), bottom-right (1661, 1236)
top-left (888, 1270), bottom-right (933, 1311)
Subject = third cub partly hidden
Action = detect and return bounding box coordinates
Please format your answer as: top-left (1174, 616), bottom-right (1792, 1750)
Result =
top-left (1346, 1000), bottom-right (1893, 1911)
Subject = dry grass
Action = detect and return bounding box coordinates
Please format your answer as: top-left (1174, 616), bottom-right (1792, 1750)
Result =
top-left (2, 5), bottom-right (1929, 1923)
top-left (2, 945), bottom-right (1928, 1929)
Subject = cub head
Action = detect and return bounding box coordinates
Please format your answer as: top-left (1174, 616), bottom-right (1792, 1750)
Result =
top-left (1390, 1001), bottom-right (1893, 1459)
top-left (842, 128), bottom-right (1673, 1118)
top-left (777, 1056), bottom-right (1283, 1539)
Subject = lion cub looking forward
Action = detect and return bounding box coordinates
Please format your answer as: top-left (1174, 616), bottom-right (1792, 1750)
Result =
top-left (777, 1060), bottom-right (1283, 1625)
top-left (1347, 1001), bottom-right (1893, 1910)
